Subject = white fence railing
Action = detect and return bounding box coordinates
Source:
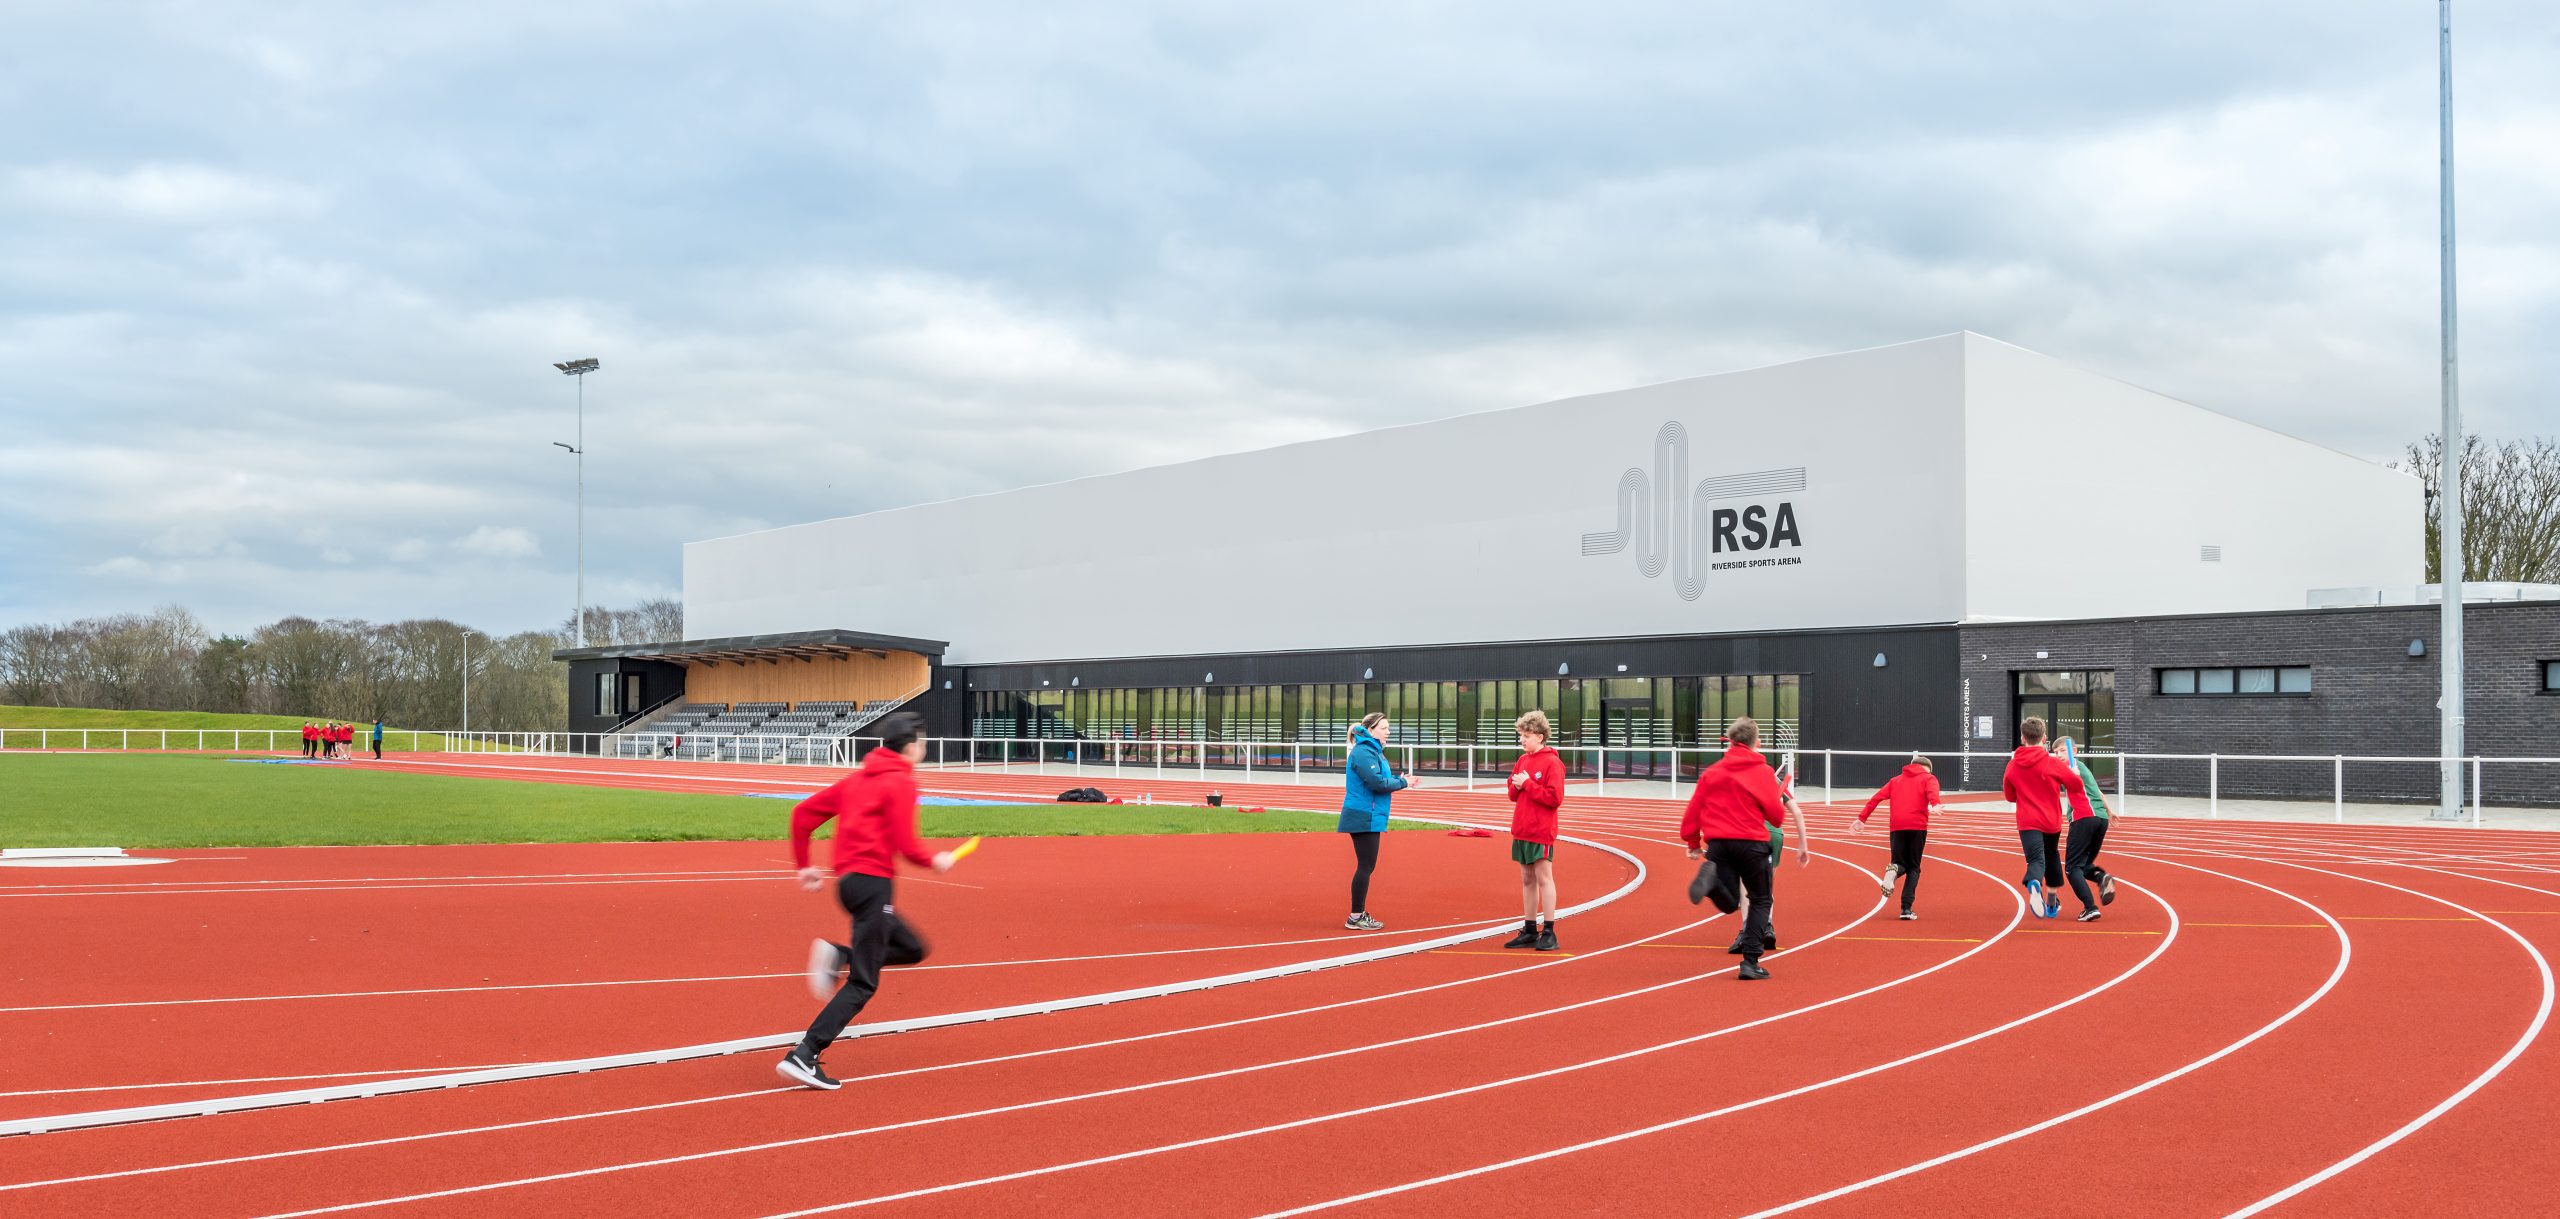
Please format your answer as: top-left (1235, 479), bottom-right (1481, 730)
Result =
top-left (7, 727), bottom-right (2553, 824)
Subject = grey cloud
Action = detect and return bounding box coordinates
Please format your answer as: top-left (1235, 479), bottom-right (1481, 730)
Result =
top-left (3, 1), bottom-right (2554, 634)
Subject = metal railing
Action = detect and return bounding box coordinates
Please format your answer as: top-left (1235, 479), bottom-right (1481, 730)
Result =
top-left (9, 726), bottom-right (2553, 824)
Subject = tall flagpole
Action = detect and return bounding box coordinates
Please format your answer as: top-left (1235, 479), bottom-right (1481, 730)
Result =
top-left (2434, 0), bottom-right (2465, 821)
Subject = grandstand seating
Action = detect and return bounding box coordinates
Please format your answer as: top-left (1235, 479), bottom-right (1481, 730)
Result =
top-left (604, 694), bottom-right (923, 762)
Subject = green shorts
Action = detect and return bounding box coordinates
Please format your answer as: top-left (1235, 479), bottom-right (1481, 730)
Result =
top-left (1511, 839), bottom-right (1555, 865)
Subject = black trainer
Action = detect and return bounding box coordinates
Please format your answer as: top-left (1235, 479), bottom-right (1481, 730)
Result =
top-left (2100, 874), bottom-right (2118, 906)
top-left (2076, 907), bottom-right (2103, 922)
top-left (1503, 920), bottom-right (1540, 949)
top-left (1534, 924), bottom-right (1559, 952)
top-left (1689, 862), bottom-right (1739, 913)
top-left (1764, 927), bottom-right (1779, 952)
top-left (1737, 959), bottom-right (1770, 981)
top-left (776, 1046), bottom-right (841, 1091)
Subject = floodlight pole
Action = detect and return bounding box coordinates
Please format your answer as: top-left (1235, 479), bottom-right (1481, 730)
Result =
top-left (2434, 0), bottom-right (2465, 822)
top-left (553, 359), bottom-right (600, 648)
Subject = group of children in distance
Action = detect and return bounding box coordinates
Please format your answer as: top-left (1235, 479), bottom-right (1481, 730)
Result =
top-left (769, 707), bottom-right (2122, 1089)
top-left (298, 720), bottom-right (373, 761)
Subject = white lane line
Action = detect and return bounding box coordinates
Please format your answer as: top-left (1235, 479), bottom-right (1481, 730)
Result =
top-left (0, 1063), bottom-right (537, 1099)
top-left (1248, 880), bottom-right (2173, 1219)
top-left (4, 870), bottom-right (1728, 1195)
top-left (2224, 860), bottom-right (2556, 1217)
top-left (0, 918), bottom-right (1516, 1014)
top-left (741, 858), bottom-right (2033, 1219)
top-left (0, 823), bottom-right (1641, 1138)
top-left (0, 877), bottom-right (788, 900)
top-left (0, 867), bottom-right (782, 893)
top-left (239, 849), bottom-right (1913, 1219)
top-left (1735, 845), bottom-right (2347, 1216)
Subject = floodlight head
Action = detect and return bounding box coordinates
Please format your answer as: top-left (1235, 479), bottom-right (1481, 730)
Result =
top-left (553, 442), bottom-right (577, 452)
top-left (554, 358), bottom-right (600, 375)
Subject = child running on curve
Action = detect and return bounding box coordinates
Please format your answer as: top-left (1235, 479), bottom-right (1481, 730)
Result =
top-left (1681, 717), bottom-right (1799, 981)
top-left (1733, 757), bottom-right (1812, 955)
top-left (1503, 710), bottom-right (1567, 952)
top-left (777, 712), bottom-right (957, 1091)
top-left (1858, 753), bottom-right (1943, 920)
top-left (2058, 737), bottom-right (2121, 922)
top-left (2002, 717), bottom-right (2091, 920)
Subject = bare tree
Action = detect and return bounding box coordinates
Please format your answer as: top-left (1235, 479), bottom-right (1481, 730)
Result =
top-left (2398, 434), bottom-right (2560, 584)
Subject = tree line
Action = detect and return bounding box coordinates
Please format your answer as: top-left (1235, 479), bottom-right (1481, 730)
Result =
top-left (2400, 434), bottom-right (2560, 585)
top-left (0, 599), bottom-right (682, 732)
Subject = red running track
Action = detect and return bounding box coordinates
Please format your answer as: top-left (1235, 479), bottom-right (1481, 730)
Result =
top-left (2, 752), bottom-right (2554, 1217)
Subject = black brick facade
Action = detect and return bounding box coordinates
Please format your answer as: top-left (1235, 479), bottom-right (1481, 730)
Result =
top-left (1959, 602), bottom-right (2560, 804)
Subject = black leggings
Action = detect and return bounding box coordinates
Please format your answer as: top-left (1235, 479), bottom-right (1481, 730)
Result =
top-left (798, 872), bottom-right (930, 1053)
top-left (1889, 829), bottom-right (1926, 910)
top-left (1348, 831), bottom-right (1381, 913)
top-left (2020, 830), bottom-right (2064, 889)
top-left (1706, 838), bottom-right (1776, 960)
top-left (2066, 818), bottom-right (2112, 910)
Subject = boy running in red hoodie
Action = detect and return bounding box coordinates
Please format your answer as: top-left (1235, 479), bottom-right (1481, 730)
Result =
top-left (2002, 717), bottom-right (2091, 920)
top-left (1502, 710), bottom-right (1567, 952)
top-left (1858, 754), bottom-right (1942, 920)
top-left (778, 712), bottom-right (956, 1090)
top-left (1680, 717), bottom-right (1796, 981)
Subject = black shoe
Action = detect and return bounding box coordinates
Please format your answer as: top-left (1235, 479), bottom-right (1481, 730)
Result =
top-left (2076, 907), bottom-right (2103, 922)
top-left (1898, 909), bottom-right (1917, 921)
top-left (776, 1047), bottom-right (841, 1091)
top-left (1503, 920), bottom-right (1539, 949)
top-left (1690, 862), bottom-right (1738, 913)
top-left (1737, 959), bottom-right (1770, 981)
top-left (1535, 925), bottom-right (1559, 952)
top-left (1763, 928), bottom-right (1779, 952)
top-left (2100, 874), bottom-right (2118, 906)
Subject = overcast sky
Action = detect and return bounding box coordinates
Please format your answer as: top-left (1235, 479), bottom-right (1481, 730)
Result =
top-left (5, 1), bottom-right (2555, 636)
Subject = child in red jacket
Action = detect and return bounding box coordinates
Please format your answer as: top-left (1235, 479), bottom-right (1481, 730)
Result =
top-left (1679, 717), bottom-right (1794, 981)
top-left (2003, 717), bottom-right (2092, 920)
top-left (1502, 710), bottom-right (1568, 952)
top-left (777, 712), bottom-right (956, 1091)
top-left (1859, 754), bottom-right (1943, 920)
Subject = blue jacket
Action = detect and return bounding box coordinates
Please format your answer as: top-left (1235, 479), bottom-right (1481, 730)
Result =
top-left (1337, 727), bottom-right (1410, 832)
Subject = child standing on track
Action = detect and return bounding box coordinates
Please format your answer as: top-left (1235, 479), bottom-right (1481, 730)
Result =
top-left (2059, 737), bottom-right (2120, 921)
top-left (300, 721), bottom-right (315, 758)
top-left (1680, 717), bottom-right (1793, 980)
top-left (777, 712), bottom-right (956, 1091)
top-left (2003, 717), bottom-right (2090, 920)
top-left (1858, 754), bottom-right (1942, 920)
top-left (1503, 710), bottom-right (1567, 952)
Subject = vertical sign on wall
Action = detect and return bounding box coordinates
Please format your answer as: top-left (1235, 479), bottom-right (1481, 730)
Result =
top-left (1959, 678), bottom-right (1972, 785)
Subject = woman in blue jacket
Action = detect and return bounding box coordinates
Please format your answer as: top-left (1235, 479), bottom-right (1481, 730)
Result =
top-left (1339, 712), bottom-right (1411, 930)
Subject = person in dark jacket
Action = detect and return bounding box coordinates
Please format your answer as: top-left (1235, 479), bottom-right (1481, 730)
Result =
top-left (1337, 712), bottom-right (1410, 931)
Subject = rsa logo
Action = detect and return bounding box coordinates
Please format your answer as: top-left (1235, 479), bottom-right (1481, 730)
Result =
top-left (1580, 421), bottom-right (1806, 601)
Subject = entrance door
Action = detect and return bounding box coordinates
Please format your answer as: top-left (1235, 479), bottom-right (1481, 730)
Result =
top-left (1599, 698), bottom-right (1655, 779)
top-left (2013, 671), bottom-right (2116, 780)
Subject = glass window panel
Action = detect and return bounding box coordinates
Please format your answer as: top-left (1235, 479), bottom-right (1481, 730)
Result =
top-left (1775, 674), bottom-right (1800, 722)
top-left (2278, 666), bottom-right (2312, 694)
top-left (2161, 669), bottom-right (2195, 695)
top-left (2238, 668), bottom-right (2277, 694)
top-left (2545, 661), bottom-right (2559, 692)
top-left (1751, 674), bottom-right (1776, 722)
top-left (2016, 671), bottom-right (2088, 696)
top-left (2198, 669), bottom-right (2235, 694)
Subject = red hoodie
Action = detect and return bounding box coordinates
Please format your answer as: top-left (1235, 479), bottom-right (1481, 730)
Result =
top-left (2002, 744), bottom-right (2092, 833)
top-left (1680, 744), bottom-right (1788, 848)
top-left (789, 747), bottom-right (936, 879)
top-left (1508, 746), bottom-right (1565, 845)
top-left (1859, 764), bottom-right (1942, 832)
